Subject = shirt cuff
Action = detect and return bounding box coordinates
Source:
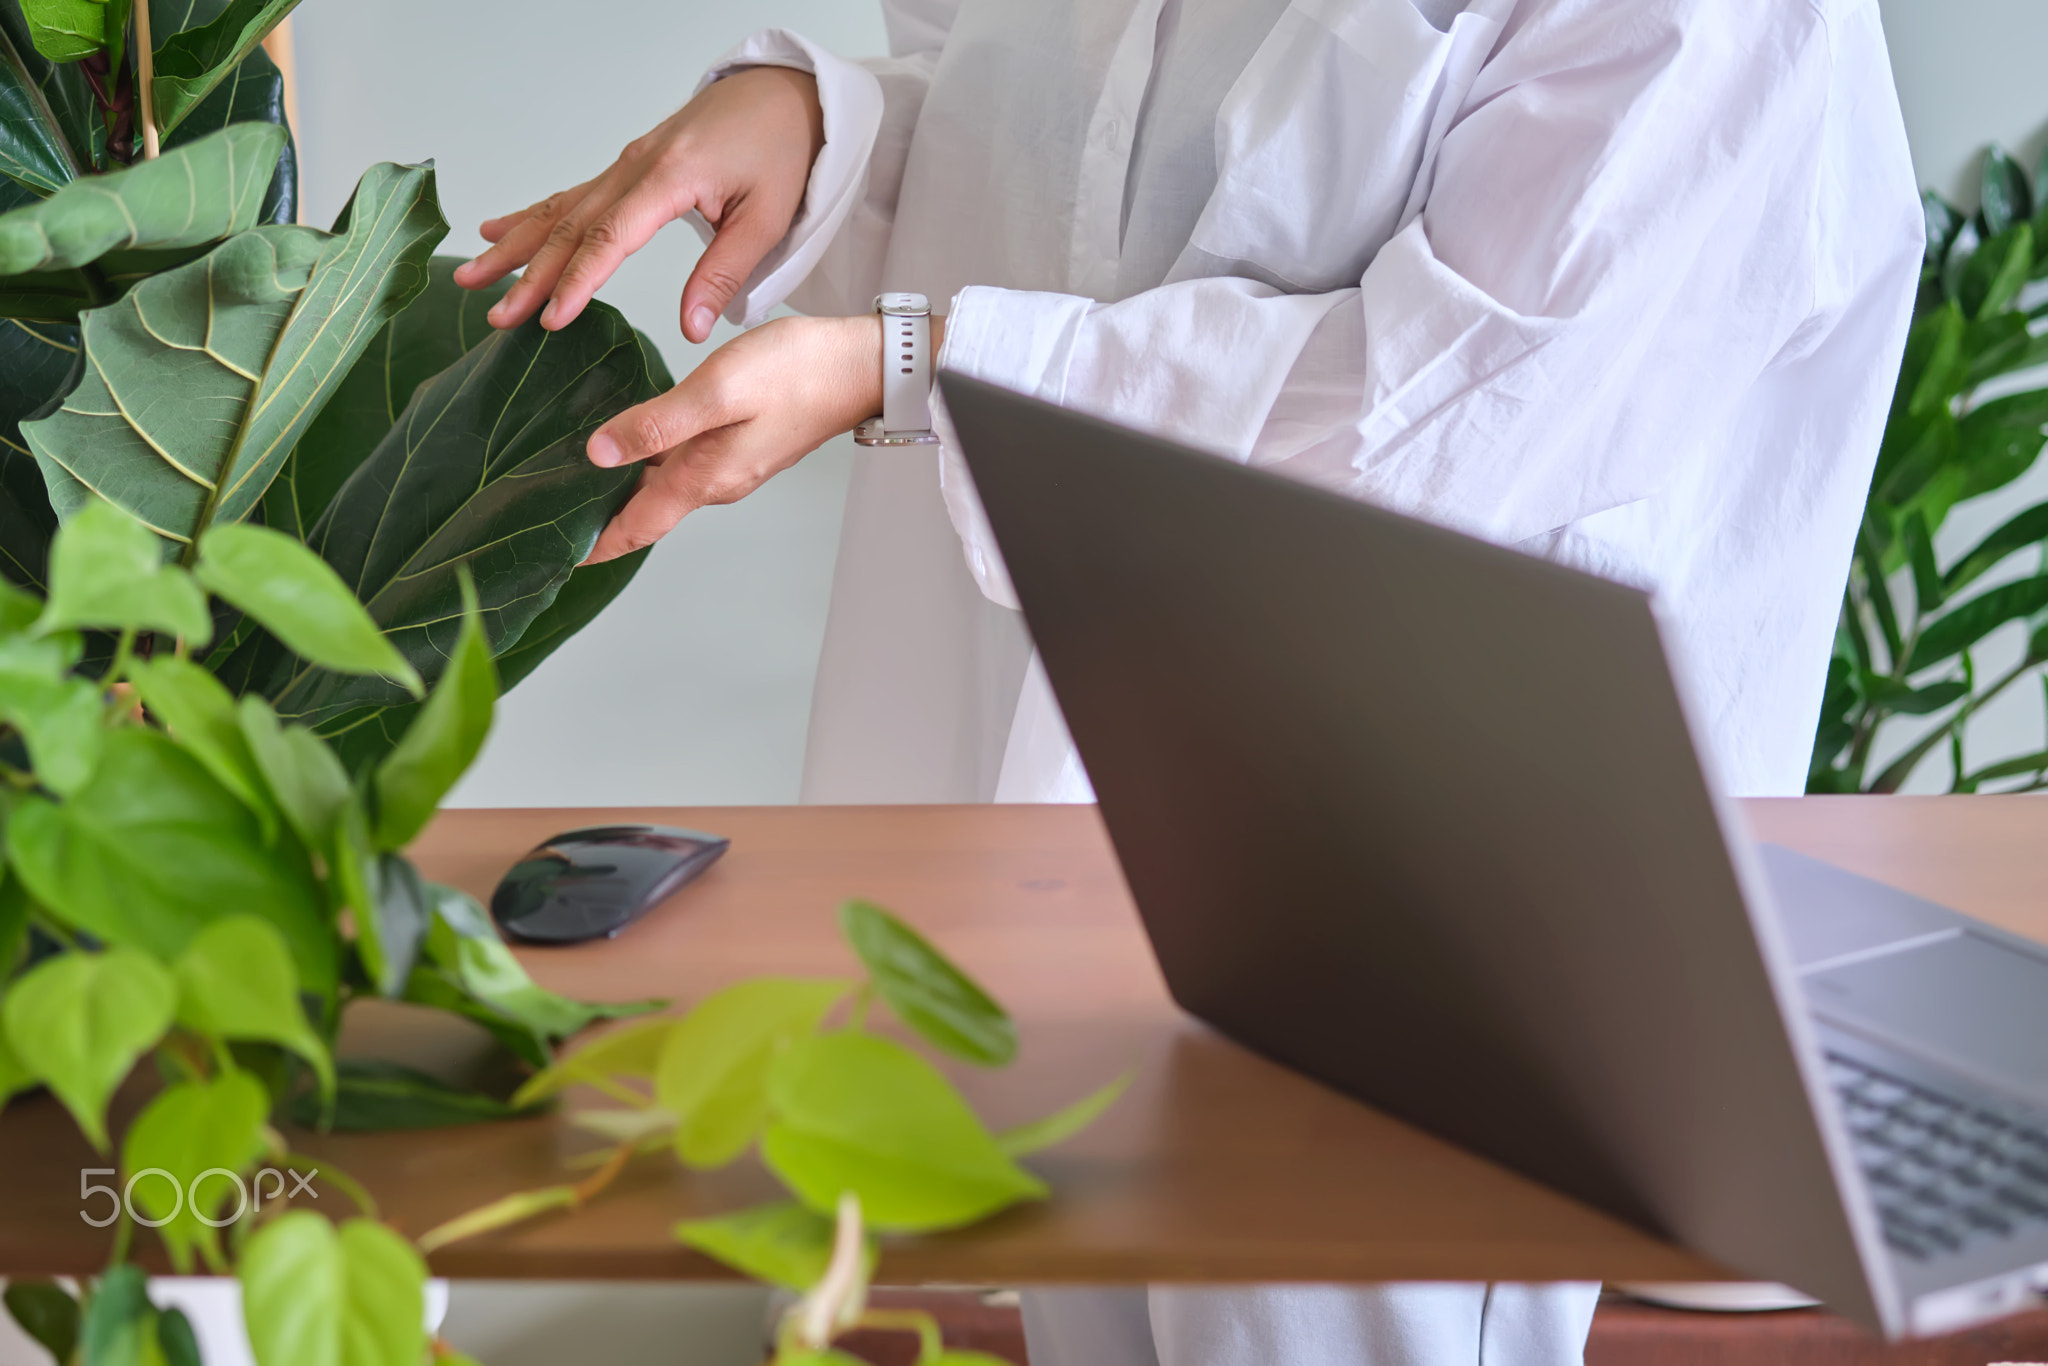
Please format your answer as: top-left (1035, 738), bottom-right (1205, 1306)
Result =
top-left (692, 29), bottom-right (885, 326)
top-left (932, 286), bottom-right (1098, 610)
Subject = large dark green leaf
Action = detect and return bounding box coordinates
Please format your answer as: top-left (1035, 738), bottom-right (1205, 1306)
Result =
top-left (269, 256), bottom-right (513, 541)
top-left (283, 1058), bottom-right (541, 1130)
top-left (0, 123), bottom-right (287, 322)
top-left (235, 305), bottom-right (662, 746)
top-left (1944, 501), bottom-right (2048, 596)
top-left (25, 160), bottom-right (446, 550)
top-left (0, 15), bottom-right (76, 195)
top-left (174, 47), bottom-right (294, 224)
top-left (1981, 146), bottom-right (2034, 239)
top-left (1922, 191), bottom-right (1964, 288)
top-left (150, 0), bottom-right (299, 137)
top-left (1953, 389), bottom-right (2048, 503)
top-left (494, 547), bottom-right (650, 691)
top-left (0, 315), bottom-right (66, 586)
top-left (1959, 222), bottom-right (2033, 320)
top-left (0, 1), bottom-right (98, 180)
top-left (1908, 575), bottom-right (2048, 671)
top-left (151, 0), bottom-right (295, 224)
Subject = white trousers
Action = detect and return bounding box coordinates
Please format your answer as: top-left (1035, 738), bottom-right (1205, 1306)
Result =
top-left (1021, 1283), bottom-right (1602, 1366)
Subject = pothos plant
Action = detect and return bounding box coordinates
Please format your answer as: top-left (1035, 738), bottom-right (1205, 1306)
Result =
top-left (1810, 142), bottom-right (2048, 792)
top-left (0, 502), bottom-right (645, 1366)
top-left (417, 901), bottom-right (1131, 1366)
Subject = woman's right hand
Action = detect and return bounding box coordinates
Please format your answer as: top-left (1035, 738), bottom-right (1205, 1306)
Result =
top-left (453, 64), bottom-right (825, 343)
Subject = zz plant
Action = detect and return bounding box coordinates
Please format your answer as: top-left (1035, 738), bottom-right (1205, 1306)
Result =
top-left (1811, 143), bottom-right (2048, 792)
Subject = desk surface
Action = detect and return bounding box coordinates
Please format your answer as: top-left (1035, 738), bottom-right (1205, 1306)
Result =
top-left (3, 798), bottom-right (2043, 1284)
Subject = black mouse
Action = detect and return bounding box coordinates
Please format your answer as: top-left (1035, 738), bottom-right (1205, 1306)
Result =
top-left (490, 825), bottom-right (730, 944)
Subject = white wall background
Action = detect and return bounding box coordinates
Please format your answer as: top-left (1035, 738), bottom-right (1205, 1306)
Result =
top-left (292, 1), bottom-right (2048, 808)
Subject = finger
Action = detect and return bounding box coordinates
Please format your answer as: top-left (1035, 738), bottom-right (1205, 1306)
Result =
top-left (585, 472), bottom-right (703, 564)
top-left (455, 182), bottom-right (592, 291)
top-left (489, 175), bottom-right (643, 330)
top-left (586, 383), bottom-right (725, 471)
top-left (678, 194), bottom-right (791, 343)
top-left (477, 211), bottom-right (525, 244)
top-left (538, 184), bottom-right (681, 332)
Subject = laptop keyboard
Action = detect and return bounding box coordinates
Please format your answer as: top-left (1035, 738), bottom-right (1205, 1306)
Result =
top-left (1828, 1053), bottom-right (2048, 1262)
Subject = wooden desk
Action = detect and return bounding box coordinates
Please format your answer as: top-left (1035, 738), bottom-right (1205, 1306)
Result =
top-left (2, 798), bottom-right (2042, 1285)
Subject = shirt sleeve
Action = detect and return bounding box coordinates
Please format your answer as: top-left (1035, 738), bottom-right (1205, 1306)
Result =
top-left (933, 0), bottom-right (1897, 609)
top-left (695, 6), bottom-right (959, 324)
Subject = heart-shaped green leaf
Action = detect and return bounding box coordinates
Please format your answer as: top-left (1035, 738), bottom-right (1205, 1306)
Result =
top-left (353, 847), bottom-right (430, 999)
top-left (0, 123), bottom-right (285, 322)
top-left (840, 899), bottom-right (1015, 1066)
top-left (655, 977), bottom-right (853, 1170)
top-left (367, 579), bottom-right (493, 850)
top-left (414, 882), bottom-right (659, 1059)
top-left (674, 1201), bottom-right (859, 1292)
top-left (237, 693), bottom-right (349, 848)
top-left (173, 914), bottom-right (333, 1097)
top-left (195, 523), bottom-right (422, 695)
top-left (512, 1013), bottom-right (678, 1107)
top-left (995, 1072), bottom-right (1132, 1156)
top-left (128, 655), bottom-right (276, 830)
top-left (239, 1213), bottom-right (427, 1366)
top-left (37, 501), bottom-right (212, 642)
top-left (120, 1067), bottom-right (269, 1271)
top-left (283, 1058), bottom-right (540, 1131)
top-left (6, 727), bottom-right (332, 989)
top-left (149, 0), bottom-right (300, 139)
top-left (2, 1280), bottom-right (79, 1365)
top-left (77, 1264), bottom-right (156, 1366)
top-left (158, 1308), bottom-right (201, 1366)
top-left (1, 945), bottom-right (175, 1148)
top-left (762, 1032), bottom-right (1047, 1233)
top-left (25, 158), bottom-right (445, 552)
top-left (0, 630), bottom-right (99, 793)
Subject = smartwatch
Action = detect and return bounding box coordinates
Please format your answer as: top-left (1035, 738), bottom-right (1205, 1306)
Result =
top-left (854, 292), bottom-right (939, 446)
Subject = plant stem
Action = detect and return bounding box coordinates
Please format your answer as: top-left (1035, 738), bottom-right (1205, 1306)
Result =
top-left (105, 626), bottom-right (138, 686)
top-left (1868, 656), bottom-right (2037, 793)
top-left (108, 1206), bottom-right (134, 1267)
top-left (133, 0), bottom-right (158, 160)
top-left (278, 1151), bottom-right (380, 1220)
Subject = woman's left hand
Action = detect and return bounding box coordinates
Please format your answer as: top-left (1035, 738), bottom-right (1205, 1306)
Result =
top-left (583, 314), bottom-right (901, 564)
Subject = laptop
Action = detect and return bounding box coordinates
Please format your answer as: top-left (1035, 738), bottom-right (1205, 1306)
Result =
top-left (939, 372), bottom-right (2048, 1340)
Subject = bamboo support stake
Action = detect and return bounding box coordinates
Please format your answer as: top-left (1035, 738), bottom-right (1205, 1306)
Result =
top-left (134, 0), bottom-right (158, 159)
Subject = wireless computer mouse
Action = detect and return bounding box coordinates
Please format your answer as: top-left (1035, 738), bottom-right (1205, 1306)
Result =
top-left (489, 824), bottom-right (730, 944)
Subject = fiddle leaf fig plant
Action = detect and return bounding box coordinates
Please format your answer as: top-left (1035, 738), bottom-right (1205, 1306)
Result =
top-left (1811, 142), bottom-right (2048, 791)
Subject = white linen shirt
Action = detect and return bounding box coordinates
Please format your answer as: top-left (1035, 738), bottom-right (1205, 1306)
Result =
top-left (701, 0), bottom-right (1921, 803)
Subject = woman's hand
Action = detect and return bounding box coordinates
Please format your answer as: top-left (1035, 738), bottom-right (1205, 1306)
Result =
top-left (453, 65), bottom-right (825, 343)
top-left (585, 313), bottom-right (939, 564)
